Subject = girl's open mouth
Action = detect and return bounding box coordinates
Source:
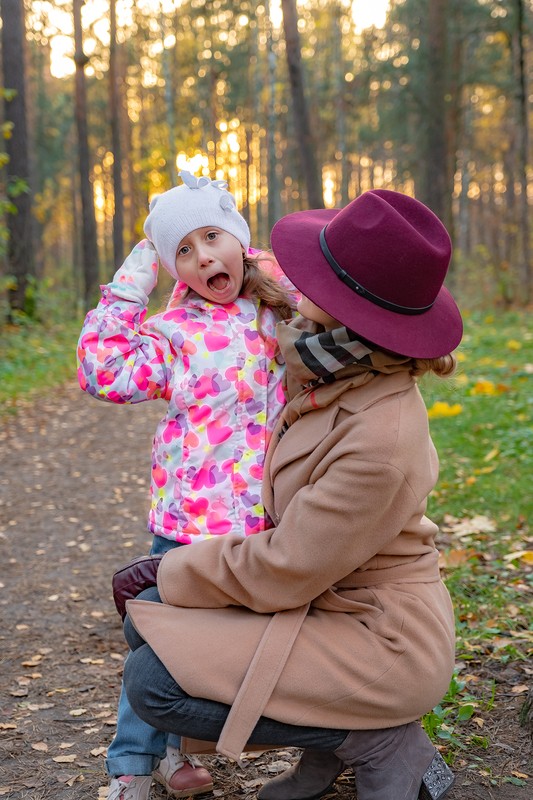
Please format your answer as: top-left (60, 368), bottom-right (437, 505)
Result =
top-left (207, 273), bottom-right (230, 292)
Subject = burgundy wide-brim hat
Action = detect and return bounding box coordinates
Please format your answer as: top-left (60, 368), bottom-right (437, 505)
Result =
top-left (271, 189), bottom-right (463, 358)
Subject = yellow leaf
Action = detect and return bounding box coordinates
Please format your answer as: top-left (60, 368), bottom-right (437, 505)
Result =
top-left (473, 717), bottom-right (485, 728)
top-left (470, 379), bottom-right (497, 395)
top-left (503, 550), bottom-right (533, 563)
top-left (507, 340), bottom-right (521, 351)
top-left (427, 401), bottom-right (463, 419)
top-left (483, 447), bottom-right (500, 462)
top-left (512, 771), bottom-right (530, 779)
top-left (0, 723), bottom-right (16, 730)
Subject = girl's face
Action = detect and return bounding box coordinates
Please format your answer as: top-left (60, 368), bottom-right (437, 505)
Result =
top-left (175, 227), bottom-right (244, 304)
top-left (297, 295), bottom-right (342, 329)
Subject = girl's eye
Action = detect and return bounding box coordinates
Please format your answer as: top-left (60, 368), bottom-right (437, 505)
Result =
top-left (177, 245), bottom-right (190, 256)
top-left (206, 231), bottom-right (218, 241)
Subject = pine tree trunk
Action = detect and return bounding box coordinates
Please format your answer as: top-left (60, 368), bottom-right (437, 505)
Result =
top-left (109, 0), bottom-right (124, 267)
top-left (1, 0), bottom-right (35, 317)
top-left (421, 0), bottom-right (451, 230)
top-left (512, 0), bottom-right (531, 303)
top-left (73, 0), bottom-right (99, 308)
top-left (280, 0), bottom-right (323, 209)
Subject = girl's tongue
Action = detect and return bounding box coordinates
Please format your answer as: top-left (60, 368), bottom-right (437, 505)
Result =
top-left (208, 273), bottom-right (230, 291)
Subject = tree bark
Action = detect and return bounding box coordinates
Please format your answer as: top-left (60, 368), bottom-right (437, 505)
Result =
top-left (73, 0), bottom-right (99, 308)
top-left (1, 0), bottom-right (35, 317)
top-left (512, 0), bottom-right (531, 303)
top-left (280, 0), bottom-right (324, 209)
top-left (109, 0), bottom-right (124, 267)
top-left (420, 0), bottom-right (451, 231)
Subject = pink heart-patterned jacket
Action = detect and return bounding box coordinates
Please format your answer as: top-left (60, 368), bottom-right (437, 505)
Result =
top-left (77, 271), bottom-right (290, 544)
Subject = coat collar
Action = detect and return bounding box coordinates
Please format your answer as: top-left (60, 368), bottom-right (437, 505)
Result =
top-left (262, 369), bottom-right (417, 520)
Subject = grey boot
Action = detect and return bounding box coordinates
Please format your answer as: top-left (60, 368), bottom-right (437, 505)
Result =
top-left (257, 749), bottom-right (345, 800)
top-left (334, 722), bottom-right (454, 800)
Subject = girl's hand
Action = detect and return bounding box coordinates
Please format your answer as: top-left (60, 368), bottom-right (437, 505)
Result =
top-left (108, 240), bottom-right (159, 305)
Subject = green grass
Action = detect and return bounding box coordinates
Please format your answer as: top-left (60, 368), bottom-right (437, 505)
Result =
top-left (0, 316), bottom-right (83, 417)
top-left (418, 310), bottom-right (532, 765)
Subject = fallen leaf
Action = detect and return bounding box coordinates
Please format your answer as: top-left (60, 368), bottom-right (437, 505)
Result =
top-left (0, 723), bottom-right (17, 730)
top-left (90, 747), bottom-right (107, 757)
top-left (511, 685), bottom-right (529, 694)
top-left (31, 742), bottom-right (49, 752)
top-left (503, 550), bottom-right (533, 564)
top-left (68, 708), bottom-right (87, 717)
top-left (21, 656), bottom-right (42, 667)
top-left (52, 754), bottom-right (77, 763)
top-left (57, 774), bottom-right (83, 786)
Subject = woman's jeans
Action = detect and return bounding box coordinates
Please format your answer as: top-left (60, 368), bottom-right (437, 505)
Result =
top-left (105, 536), bottom-right (183, 778)
top-left (123, 593), bottom-right (348, 752)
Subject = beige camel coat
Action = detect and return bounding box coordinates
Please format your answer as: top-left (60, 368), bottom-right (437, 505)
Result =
top-left (128, 357), bottom-right (455, 760)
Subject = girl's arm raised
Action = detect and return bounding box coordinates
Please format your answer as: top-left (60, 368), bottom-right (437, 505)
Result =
top-left (77, 240), bottom-right (174, 404)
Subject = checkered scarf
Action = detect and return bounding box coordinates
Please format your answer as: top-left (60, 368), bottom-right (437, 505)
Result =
top-left (275, 318), bottom-right (411, 429)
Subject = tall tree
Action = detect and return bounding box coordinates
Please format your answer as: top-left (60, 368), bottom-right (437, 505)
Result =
top-left (73, 0), bottom-right (99, 306)
top-left (280, 0), bottom-right (324, 208)
top-left (421, 0), bottom-right (451, 230)
top-left (1, 0), bottom-right (35, 317)
top-left (511, 0), bottom-right (531, 303)
top-left (109, 0), bottom-right (124, 266)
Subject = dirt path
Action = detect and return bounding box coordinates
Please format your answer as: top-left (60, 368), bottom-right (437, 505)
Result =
top-left (0, 383), bottom-right (530, 798)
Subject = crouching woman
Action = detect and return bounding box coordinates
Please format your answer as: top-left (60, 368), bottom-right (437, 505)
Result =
top-left (121, 189), bottom-right (462, 800)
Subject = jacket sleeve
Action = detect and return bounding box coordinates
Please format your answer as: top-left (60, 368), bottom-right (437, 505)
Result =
top-left (77, 288), bottom-right (176, 404)
top-left (157, 454), bottom-right (418, 612)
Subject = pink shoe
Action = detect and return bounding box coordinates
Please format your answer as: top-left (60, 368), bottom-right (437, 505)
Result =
top-left (153, 747), bottom-right (214, 798)
top-left (107, 775), bottom-right (152, 800)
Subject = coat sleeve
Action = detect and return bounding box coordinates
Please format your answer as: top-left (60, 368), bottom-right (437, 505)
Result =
top-left (77, 289), bottom-right (177, 404)
top-left (157, 454), bottom-right (418, 612)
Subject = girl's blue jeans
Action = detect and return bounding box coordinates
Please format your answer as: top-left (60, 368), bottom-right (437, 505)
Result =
top-left (105, 535), bottom-right (183, 778)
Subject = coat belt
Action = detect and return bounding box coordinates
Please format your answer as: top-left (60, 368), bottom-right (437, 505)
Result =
top-left (216, 602), bottom-right (311, 761)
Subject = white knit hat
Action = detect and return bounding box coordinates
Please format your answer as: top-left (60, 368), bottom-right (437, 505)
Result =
top-left (143, 170), bottom-right (251, 279)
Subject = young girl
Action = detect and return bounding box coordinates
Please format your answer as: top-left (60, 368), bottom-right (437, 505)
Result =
top-left (77, 171), bottom-right (295, 800)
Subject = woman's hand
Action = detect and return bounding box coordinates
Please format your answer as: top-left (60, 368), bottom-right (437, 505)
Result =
top-left (108, 240), bottom-right (159, 305)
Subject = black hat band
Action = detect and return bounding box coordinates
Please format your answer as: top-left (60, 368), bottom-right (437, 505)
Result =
top-left (319, 226), bottom-right (434, 316)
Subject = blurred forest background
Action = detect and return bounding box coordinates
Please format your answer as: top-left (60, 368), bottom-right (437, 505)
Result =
top-left (0, 0), bottom-right (532, 323)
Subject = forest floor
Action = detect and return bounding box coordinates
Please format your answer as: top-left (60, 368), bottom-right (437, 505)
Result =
top-left (0, 382), bottom-right (531, 799)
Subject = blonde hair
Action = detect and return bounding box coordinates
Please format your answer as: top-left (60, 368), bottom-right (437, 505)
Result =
top-left (241, 254), bottom-right (295, 330)
top-left (409, 354), bottom-right (457, 378)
